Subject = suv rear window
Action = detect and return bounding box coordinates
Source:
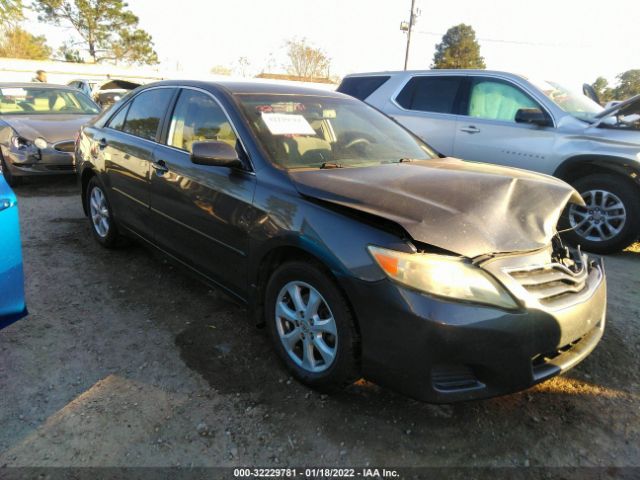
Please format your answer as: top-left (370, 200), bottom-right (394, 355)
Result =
top-left (395, 76), bottom-right (463, 114)
top-left (337, 76), bottom-right (390, 100)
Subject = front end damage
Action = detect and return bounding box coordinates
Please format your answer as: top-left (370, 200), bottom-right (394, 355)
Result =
top-left (290, 158), bottom-right (606, 401)
top-left (344, 237), bottom-right (605, 402)
top-left (1, 135), bottom-right (76, 177)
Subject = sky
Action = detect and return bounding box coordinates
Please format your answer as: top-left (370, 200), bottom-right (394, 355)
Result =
top-left (23, 0), bottom-right (640, 90)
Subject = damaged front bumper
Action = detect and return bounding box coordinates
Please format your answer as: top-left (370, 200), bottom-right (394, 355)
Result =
top-left (343, 246), bottom-right (606, 403)
top-left (2, 142), bottom-right (76, 177)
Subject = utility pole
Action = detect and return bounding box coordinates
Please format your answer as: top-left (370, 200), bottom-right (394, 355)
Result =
top-left (401, 0), bottom-right (419, 70)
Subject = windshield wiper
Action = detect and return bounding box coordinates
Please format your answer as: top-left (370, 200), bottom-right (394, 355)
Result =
top-left (319, 162), bottom-right (343, 169)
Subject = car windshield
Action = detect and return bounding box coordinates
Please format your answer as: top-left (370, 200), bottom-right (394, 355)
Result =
top-left (236, 93), bottom-right (437, 169)
top-left (530, 79), bottom-right (603, 122)
top-left (0, 86), bottom-right (100, 115)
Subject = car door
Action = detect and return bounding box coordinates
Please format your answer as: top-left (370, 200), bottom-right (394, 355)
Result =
top-left (389, 75), bottom-right (465, 155)
top-left (453, 76), bottom-right (558, 173)
top-left (149, 88), bottom-right (257, 296)
top-left (100, 87), bottom-right (176, 240)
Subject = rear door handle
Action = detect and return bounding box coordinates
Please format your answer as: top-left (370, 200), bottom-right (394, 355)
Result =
top-left (460, 125), bottom-right (481, 134)
top-left (151, 160), bottom-right (169, 174)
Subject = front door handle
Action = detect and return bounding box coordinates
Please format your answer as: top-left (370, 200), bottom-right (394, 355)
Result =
top-left (151, 160), bottom-right (169, 174)
top-left (460, 125), bottom-right (481, 134)
top-left (98, 138), bottom-right (108, 149)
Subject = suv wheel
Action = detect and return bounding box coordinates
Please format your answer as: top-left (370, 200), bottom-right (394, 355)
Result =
top-left (563, 174), bottom-right (640, 253)
top-left (86, 177), bottom-right (122, 248)
top-left (265, 261), bottom-right (360, 391)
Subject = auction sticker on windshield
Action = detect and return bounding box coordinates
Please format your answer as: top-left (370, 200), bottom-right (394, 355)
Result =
top-left (261, 112), bottom-right (316, 135)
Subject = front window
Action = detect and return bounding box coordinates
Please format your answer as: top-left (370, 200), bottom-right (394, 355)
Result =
top-left (529, 79), bottom-right (603, 122)
top-left (468, 79), bottom-right (540, 122)
top-left (236, 94), bottom-right (437, 169)
top-left (168, 90), bottom-right (237, 153)
top-left (0, 86), bottom-right (100, 115)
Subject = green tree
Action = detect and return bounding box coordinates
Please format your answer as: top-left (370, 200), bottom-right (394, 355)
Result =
top-left (0, 25), bottom-right (51, 59)
top-left (0, 0), bottom-right (24, 26)
top-left (56, 40), bottom-right (83, 62)
top-left (286, 37), bottom-right (331, 79)
top-left (611, 70), bottom-right (640, 100)
top-left (591, 76), bottom-right (612, 104)
top-left (32, 0), bottom-right (158, 65)
top-left (432, 24), bottom-right (486, 69)
top-left (110, 28), bottom-right (158, 65)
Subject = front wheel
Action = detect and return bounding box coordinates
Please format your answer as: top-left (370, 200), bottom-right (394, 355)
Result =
top-left (265, 261), bottom-right (360, 391)
top-left (562, 174), bottom-right (640, 254)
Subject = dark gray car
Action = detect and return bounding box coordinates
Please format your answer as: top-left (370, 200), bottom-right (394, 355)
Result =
top-left (0, 83), bottom-right (100, 186)
top-left (76, 80), bottom-right (606, 402)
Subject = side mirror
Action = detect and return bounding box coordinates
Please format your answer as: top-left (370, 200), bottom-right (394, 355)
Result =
top-left (191, 141), bottom-right (243, 168)
top-left (515, 108), bottom-right (552, 127)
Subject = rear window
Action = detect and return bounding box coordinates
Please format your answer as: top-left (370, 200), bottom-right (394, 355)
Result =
top-left (337, 76), bottom-right (390, 100)
top-left (395, 76), bottom-right (463, 114)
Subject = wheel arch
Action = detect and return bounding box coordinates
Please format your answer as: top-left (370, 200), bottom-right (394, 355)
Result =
top-left (250, 243), bottom-right (361, 340)
top-left (80, 167), bottom-right (97, 215)
top-left (553, 155), bottom-right (640, 189)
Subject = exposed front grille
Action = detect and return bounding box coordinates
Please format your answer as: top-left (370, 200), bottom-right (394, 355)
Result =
top-left (53, 141), bottom-right (75, 153)
top-left (508, 263), bottom-right (588, 306)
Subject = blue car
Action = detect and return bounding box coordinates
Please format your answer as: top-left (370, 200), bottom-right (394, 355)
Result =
top-left (0, 170), bottom-right (26, 329)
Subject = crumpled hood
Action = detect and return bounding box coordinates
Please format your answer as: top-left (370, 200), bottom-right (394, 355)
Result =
top-left (595, 93), bottom-right (640, 122)
top-left (290, 158), bottom-right (583, 258)
top-left (2, 114), bottom-right (94, 144)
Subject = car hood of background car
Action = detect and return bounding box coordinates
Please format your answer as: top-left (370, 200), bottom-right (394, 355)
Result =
top-left (595, 93), bottom-right (640, 122)
top-left (2, 114), bottom-right (94, 144)
top-left (290, 157), bottom-right (583, 258)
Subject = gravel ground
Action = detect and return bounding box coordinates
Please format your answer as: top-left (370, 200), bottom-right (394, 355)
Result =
top-left (0, 176), bottom-right (639, 473)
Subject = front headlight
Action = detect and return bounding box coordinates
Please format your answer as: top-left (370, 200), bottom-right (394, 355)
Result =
top-left (11, 135), bottom-right (30, 149)
top-left (368, 245), bottom-right (518, 310)
top-left (34, 137), bottom-right (47, 149)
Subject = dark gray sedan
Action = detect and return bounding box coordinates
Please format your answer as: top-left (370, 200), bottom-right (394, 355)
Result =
top-left (0, 83), bottom-right (100, 186)
top-left (76, 80), bottom-right (606, 402)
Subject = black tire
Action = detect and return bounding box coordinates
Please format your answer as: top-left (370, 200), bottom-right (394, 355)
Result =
top-left (561, 174), bottom-right (640, 254)
top-left (85, 176), bottom-right (121, 248)
top-left (0, 154), bottom-right (22, 187)
top-left (265, 261), bottom-right (360, 391)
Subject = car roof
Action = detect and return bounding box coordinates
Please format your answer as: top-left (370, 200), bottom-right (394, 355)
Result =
top-left (342, 69), bottom-right (529, 80)
top-left (143, 79), bottom-right (345, 98)
top-left (0, 82), bottom-right (78, 90)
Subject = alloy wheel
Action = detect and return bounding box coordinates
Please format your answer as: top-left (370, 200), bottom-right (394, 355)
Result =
top-left (568, 189), bottom-right (627, 242)
top-left (89, 186), bottom-right (110, 238)
top-left (275, 281), bottom-right (338, 373)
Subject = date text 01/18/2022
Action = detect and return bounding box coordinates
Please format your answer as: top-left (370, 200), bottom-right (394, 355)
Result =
top-left (233, 467), bottom-right (400, 478)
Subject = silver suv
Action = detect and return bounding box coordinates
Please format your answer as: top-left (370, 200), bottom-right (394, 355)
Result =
top-left (337, 70), bottom-right (640, 253)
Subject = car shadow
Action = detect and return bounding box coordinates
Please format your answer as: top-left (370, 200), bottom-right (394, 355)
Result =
top-left (11, 174), bottom-right (78, 197)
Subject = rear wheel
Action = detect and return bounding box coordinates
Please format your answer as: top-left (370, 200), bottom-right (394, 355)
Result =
top-left (86, 177), bottom-right (122, 248)
top-left (265, 261), bottom-right (360, 391)
top-left (562, 174), bottom-right (640, 253)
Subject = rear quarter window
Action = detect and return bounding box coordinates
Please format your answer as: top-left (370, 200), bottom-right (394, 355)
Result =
top-left (337, 76), bottom-right (390, 101)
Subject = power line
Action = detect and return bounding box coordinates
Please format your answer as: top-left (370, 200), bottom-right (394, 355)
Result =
top-left (413, 29), bottom-right (593, 49)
